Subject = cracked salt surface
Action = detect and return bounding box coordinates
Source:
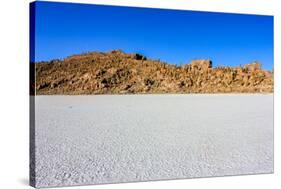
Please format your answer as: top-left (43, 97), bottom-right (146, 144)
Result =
top-left (34, 94), bottom-right (273, 188)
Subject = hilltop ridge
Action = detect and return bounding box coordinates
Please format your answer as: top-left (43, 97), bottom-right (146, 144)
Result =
top-left (34, 50), bottom-right (273, 94)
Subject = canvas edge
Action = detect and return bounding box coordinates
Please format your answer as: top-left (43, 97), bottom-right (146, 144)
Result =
top-left (29, 1), bottom-right (37, 188)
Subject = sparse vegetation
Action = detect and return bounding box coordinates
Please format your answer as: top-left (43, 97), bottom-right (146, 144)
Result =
top-left (34, 50), bottom-right (273, 94)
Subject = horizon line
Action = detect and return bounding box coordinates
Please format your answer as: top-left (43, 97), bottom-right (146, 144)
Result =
top-left (32, 49), bottom-right (273, 71)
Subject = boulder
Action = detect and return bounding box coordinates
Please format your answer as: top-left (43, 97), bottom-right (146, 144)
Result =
top-left (190, 59), bottom-right (212, 71)
top-left (244, 62), bottom-right (261, 72)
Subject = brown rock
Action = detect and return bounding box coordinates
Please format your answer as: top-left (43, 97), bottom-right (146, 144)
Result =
top-left (244, 62), bottom-right (261, 72)
top-left (35, 50), bottom-right (273, 94)
top-left (190, 59), bottom-right (212, 71)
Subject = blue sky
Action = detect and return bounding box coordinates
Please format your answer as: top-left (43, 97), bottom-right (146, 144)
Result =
top-left (33, 1), bottom-right (274, 70)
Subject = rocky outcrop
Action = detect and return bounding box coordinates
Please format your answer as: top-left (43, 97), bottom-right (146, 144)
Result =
top-left (244, 62), bottom-right (261, 72)
top-left (190, 59), bottom-right (212, 71)
top-left (34, 50), bottom-right (273, 95)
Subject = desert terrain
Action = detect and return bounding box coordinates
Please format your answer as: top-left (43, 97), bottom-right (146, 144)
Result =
top-left (34, 94), bottom-right (273, 188)
top-left (34, 50), bottom-right (273, 95)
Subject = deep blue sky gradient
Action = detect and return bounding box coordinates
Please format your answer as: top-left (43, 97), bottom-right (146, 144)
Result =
top-left (33, 1), bottom-right (274, 70)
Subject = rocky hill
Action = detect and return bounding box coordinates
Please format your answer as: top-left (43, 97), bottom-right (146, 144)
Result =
top-left (34, 50), bottom-right (273, 94)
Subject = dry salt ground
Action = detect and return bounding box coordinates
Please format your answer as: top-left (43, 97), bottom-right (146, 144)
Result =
top-left (34, 94), bottom-right (273, 188)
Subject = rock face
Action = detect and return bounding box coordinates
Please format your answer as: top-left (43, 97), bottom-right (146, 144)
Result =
top-left (34, 50), bottom-right (273, 94)
top-left (244, 62), bottom-right (261, 72)
top-left (190, 59), bottom-right (212, 71)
